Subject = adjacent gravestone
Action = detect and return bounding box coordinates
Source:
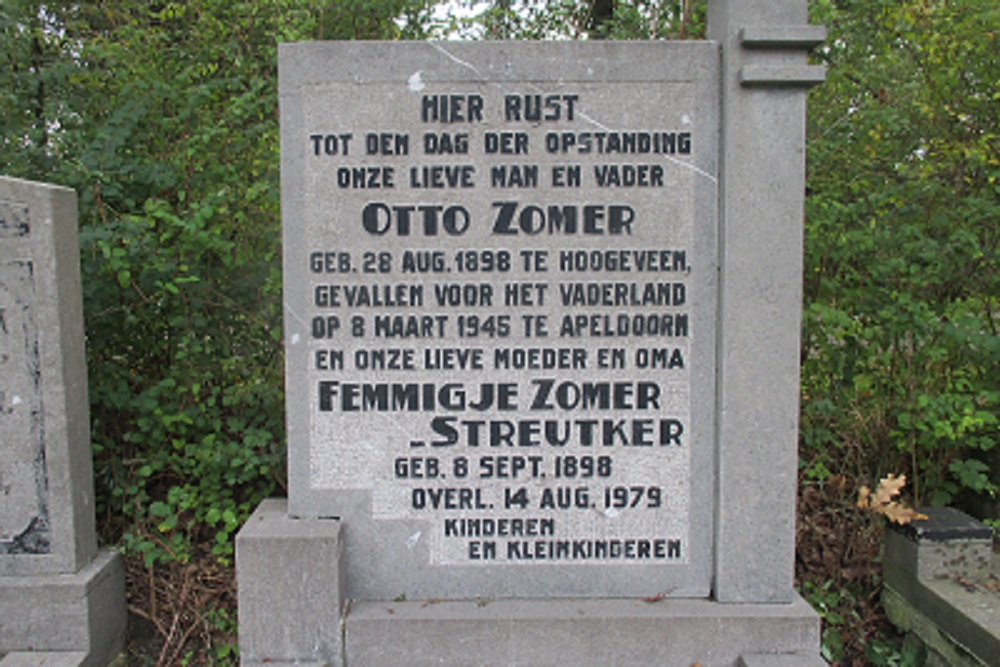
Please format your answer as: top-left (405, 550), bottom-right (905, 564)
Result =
top-left (237, 2), bottom-right (828, 665)
top-left (0, 176), bottom-right (126, 666)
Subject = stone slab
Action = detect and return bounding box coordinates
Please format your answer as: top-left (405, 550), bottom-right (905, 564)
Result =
top-left (925, 577), bottom-right (999, 662)
top-left (886, 528), bottom-right (993, 584)
top-left (707, 0), bottom-right (822, 604)
top-left (0, 549), bottom-right (126, 666)
top-left (740, 25), bottom-right (828, 48)
top-left (739, 65), bottom-right (827, 87)
top-left (344, 596), bottom-right (821, 667)
top-left (882, 507), bottom-right (999, 666)
top-left (884, 559), bottom-right (999, 665)
top-left (280, 38), bottom-right (719, 602)
top-left (894, 506), bottom-right (994, 542)
top-left (882, 585), bottom-right (997, 667)
top-left (235, 499), bottom-right (343, 665)
top-left (0, 176), bottom-right (96, 576)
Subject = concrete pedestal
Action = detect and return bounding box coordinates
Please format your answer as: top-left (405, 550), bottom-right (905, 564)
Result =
top-left (236, 499), bottom-right (344, 665)
top-left (0, 550), bottom-right (126, 667)
top-left (343, 598), bottom-right (823, 667)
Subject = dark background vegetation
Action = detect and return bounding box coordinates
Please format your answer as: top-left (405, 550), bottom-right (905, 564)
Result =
top-left (1, 1), bottom-right (996, 664)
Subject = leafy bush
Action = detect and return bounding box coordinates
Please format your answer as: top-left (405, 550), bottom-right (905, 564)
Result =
top-left (83, 197), bottom-right (284, 565)
top-left (803, 0), bottom-right (998, 517)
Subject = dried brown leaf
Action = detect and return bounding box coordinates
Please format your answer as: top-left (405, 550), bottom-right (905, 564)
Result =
top-left (874, 474), bottom-right (906, 505)
top-left (857, 473), bottom-right (926, 525)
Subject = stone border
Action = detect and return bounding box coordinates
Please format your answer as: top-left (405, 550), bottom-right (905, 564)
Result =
top-left (884, 507), bottom-right (999, 666)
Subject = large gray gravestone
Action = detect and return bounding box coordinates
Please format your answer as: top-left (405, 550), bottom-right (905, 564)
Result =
top-left (0, 177), bottom-right (126, 666)
top-left (237, 3), bottom-right (828, 665)
top-left (283, 40), bottom-right (718, 601)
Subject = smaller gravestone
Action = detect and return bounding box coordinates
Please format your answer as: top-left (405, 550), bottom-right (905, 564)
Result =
top-left (0, 176), bottom-right (126, 666)
top-left (883, 508), bottom-right (999, 665)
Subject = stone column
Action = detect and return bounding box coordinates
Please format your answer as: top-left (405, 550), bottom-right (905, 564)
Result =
top-left (707, 0), bottom-right (826, 603)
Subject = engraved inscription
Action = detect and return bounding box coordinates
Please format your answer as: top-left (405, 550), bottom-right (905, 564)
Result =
top-left (0, 200), bottom-right (31, 238)
top-left (0, 259), bottom-right (50, 554)
top-left (301, 85), bottom-right (705, 566)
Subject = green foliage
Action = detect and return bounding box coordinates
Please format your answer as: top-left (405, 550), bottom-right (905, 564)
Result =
top-left (865, 636), bottom-right (928, 667)
top-left (430, 0), bottom-right (705, 40)
top-left (0, 0), bottom-right (719, 571)
top-left (596, 0), bottom-right (706, 40)
top-left (2, 1), bottom-right (426, 659)
top-left (800, 558), bottom-right (929, 665)
top-left (802, 0), bottom-right (999, 514)
top-left (83, 196), bottom-right (284, 566)
top-left (800, 580), bottom-right (853, 663)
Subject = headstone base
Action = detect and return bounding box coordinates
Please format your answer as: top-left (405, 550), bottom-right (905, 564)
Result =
top-left (344, 598), bottom-right (822, 667)
top-left (237, 499), bottom-right (822, 667)
top-left (0, 550), bottom-right (126, 667)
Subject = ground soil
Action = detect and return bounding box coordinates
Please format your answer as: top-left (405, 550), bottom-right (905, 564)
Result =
top-left (797, 476), bottom-right (903, 665)
top-left (122, 553), bottom-right (238, 665)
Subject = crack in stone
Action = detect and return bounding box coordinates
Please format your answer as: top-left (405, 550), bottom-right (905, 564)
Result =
top-left (424, 41), bottom-right (718, 185)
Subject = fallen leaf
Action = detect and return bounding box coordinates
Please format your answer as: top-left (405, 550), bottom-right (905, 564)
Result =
top-left (857, 474), bottom-right (926, 524)
top-left (874, 474), bottom-right (906, 505)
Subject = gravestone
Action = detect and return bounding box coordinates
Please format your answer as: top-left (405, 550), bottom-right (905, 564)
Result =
top-left (237, 1), bottom-right (828, 665)
top-left (282, 39), bottom-right (718, 601)
top-left (0, 177), bottom-right (127, 666)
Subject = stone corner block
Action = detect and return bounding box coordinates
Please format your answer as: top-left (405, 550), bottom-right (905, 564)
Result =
top-left (236, 499), bottom-right (344, 665)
